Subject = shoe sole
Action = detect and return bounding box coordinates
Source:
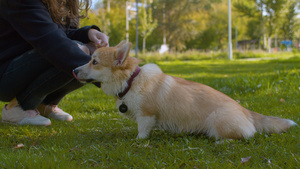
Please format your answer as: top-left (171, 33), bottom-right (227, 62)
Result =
top-left (48, 112), bottom-right (73, 121)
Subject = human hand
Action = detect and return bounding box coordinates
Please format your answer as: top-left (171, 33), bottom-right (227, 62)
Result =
top-left (88, 29), bottom-right (109, 48)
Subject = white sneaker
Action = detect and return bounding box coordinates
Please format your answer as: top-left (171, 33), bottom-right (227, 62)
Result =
top-left (37, 104), bottom-right (73, 121)
top-left (1, 105), bottom-right (51, 126)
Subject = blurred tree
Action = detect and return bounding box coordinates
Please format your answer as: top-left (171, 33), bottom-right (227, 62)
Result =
top-left (80, 11), bottom-right (102, 28)
top-left (233, 0), bottom-right (294, 51)
top-left (263, 0), bottom-right (286, 40)
top-left (280, 0), bottom-right (300, 40)
top-left (186, 1), bottom-right (228, 51)
top-left (151, 0), bottom-right (218, 50)
top-left (80, 0), bottom-right (299, 52)
top-left (233, 0), bottom-right (265, 48)
top-left (81, 0), bottom-right (127, 46)
top-left (139, 2), bottom-right (158, 52)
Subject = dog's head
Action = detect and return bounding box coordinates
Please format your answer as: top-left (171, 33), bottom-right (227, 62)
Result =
top-left (73, 40), bottom-right (140, 84)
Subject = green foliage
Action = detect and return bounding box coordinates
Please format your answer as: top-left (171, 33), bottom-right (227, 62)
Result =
top-left (151, 0), bottom-right (198, 50)
top-left (263, 0), bottom-right (287, 37)
top-left (233, 0), bottom-right (300, 41)
top-left (245, 19), bottom-right (264, 40)
top-left (0, 54), bottom-right (299, 168)
top-left (81, 1), bottom-right (128, 46)
top-left (139, 4), bottom-right (158, 52)
top-left (280, 0), bottom-right (300, 40)
top-left (81, 0), bottom-right (300, 51)
top-left (233, 0), bottom-right (259, 18)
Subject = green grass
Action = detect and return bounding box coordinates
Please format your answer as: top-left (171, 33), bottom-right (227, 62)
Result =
top-left (0, 54), bottom-right (299, 168)
top-left (138, 50), bottom-right (300, 63)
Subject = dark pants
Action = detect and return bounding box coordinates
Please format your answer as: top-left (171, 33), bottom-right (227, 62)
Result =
top-left (0, 50), bottom-right (86, 110)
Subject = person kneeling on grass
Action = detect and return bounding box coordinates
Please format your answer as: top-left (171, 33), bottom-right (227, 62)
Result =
top-left (0, 0), bottom-right (109, 126)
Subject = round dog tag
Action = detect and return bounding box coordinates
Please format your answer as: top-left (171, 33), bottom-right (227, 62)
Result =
top-left (119, 103), bottom-right (128, 113)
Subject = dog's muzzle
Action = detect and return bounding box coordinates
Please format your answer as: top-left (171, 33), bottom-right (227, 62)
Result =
top-left (72, 69), bottom-right (101, 88)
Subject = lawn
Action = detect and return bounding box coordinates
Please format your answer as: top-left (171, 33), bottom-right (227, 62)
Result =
top-left (0, 55), bottom-right (299, 168)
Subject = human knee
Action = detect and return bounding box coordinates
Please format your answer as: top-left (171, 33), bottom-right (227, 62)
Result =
top-left (0, 91), bottom-right (15, 102)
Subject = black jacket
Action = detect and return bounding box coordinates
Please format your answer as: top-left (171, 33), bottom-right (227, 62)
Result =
top-left (0, 0), bottom-right (100, 79)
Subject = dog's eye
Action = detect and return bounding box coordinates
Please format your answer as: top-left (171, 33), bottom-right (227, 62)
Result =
top-left (92, 59), bottom-right (98, 65)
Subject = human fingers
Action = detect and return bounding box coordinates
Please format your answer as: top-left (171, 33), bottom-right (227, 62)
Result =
top-left (88, 29), bottom-right (102, 46)
top-left (96, 32), bottom-right (109, 47)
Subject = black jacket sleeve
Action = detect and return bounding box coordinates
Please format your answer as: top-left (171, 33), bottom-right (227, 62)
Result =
top-left (2, 0), bottom-right (95, 76)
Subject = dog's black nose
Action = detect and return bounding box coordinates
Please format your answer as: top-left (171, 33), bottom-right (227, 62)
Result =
top-left (73, 69), bottom-right (79, 75)
top-left (72, 69), bottom-right (79, 79)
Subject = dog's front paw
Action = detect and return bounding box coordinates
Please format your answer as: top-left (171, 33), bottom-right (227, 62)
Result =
top-left (136, 133), bottom-right (149, 139)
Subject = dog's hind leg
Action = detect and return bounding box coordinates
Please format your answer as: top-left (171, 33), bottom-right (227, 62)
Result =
top-left (136, 115), bottom-right (156, 139)
top-left (204, 110), bottom-right (256, 139)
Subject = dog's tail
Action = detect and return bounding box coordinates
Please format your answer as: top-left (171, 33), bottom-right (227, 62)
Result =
top-left (250, 111), bottom-right (297, 134)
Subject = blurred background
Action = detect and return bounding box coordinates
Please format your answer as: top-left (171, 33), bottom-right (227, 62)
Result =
top-left (81, 0), bottom-right (300, 57)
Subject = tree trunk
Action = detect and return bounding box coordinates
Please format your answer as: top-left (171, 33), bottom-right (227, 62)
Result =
top-left (268, 37), bottom-right (272, 53)
top-left (143, 37), bottom-right (146, 53)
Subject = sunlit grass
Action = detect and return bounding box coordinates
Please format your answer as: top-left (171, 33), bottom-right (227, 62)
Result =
top-left (0, 55), bottom-right (299, 168)
top-left (138, 50), bottom-right (300, 63)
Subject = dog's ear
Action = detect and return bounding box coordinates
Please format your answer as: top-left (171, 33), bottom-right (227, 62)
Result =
top-left (114, 42), bottom-right (132, 66)
top-left (115, 40), bottom-right (127, 48)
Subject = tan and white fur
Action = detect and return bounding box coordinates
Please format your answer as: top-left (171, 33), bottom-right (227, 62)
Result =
top-left (73, 40), bottom-right (297, 139)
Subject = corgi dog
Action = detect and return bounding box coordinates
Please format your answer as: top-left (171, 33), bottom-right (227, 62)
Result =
top-left (73, 40), bottom-right (297, 139)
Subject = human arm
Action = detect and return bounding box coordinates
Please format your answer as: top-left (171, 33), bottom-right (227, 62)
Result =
top-left (1, 0), bottom-right (95, 76)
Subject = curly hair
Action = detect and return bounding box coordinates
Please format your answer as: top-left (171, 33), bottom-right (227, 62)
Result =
top-left (40, 0), bottom-right (91, 28)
